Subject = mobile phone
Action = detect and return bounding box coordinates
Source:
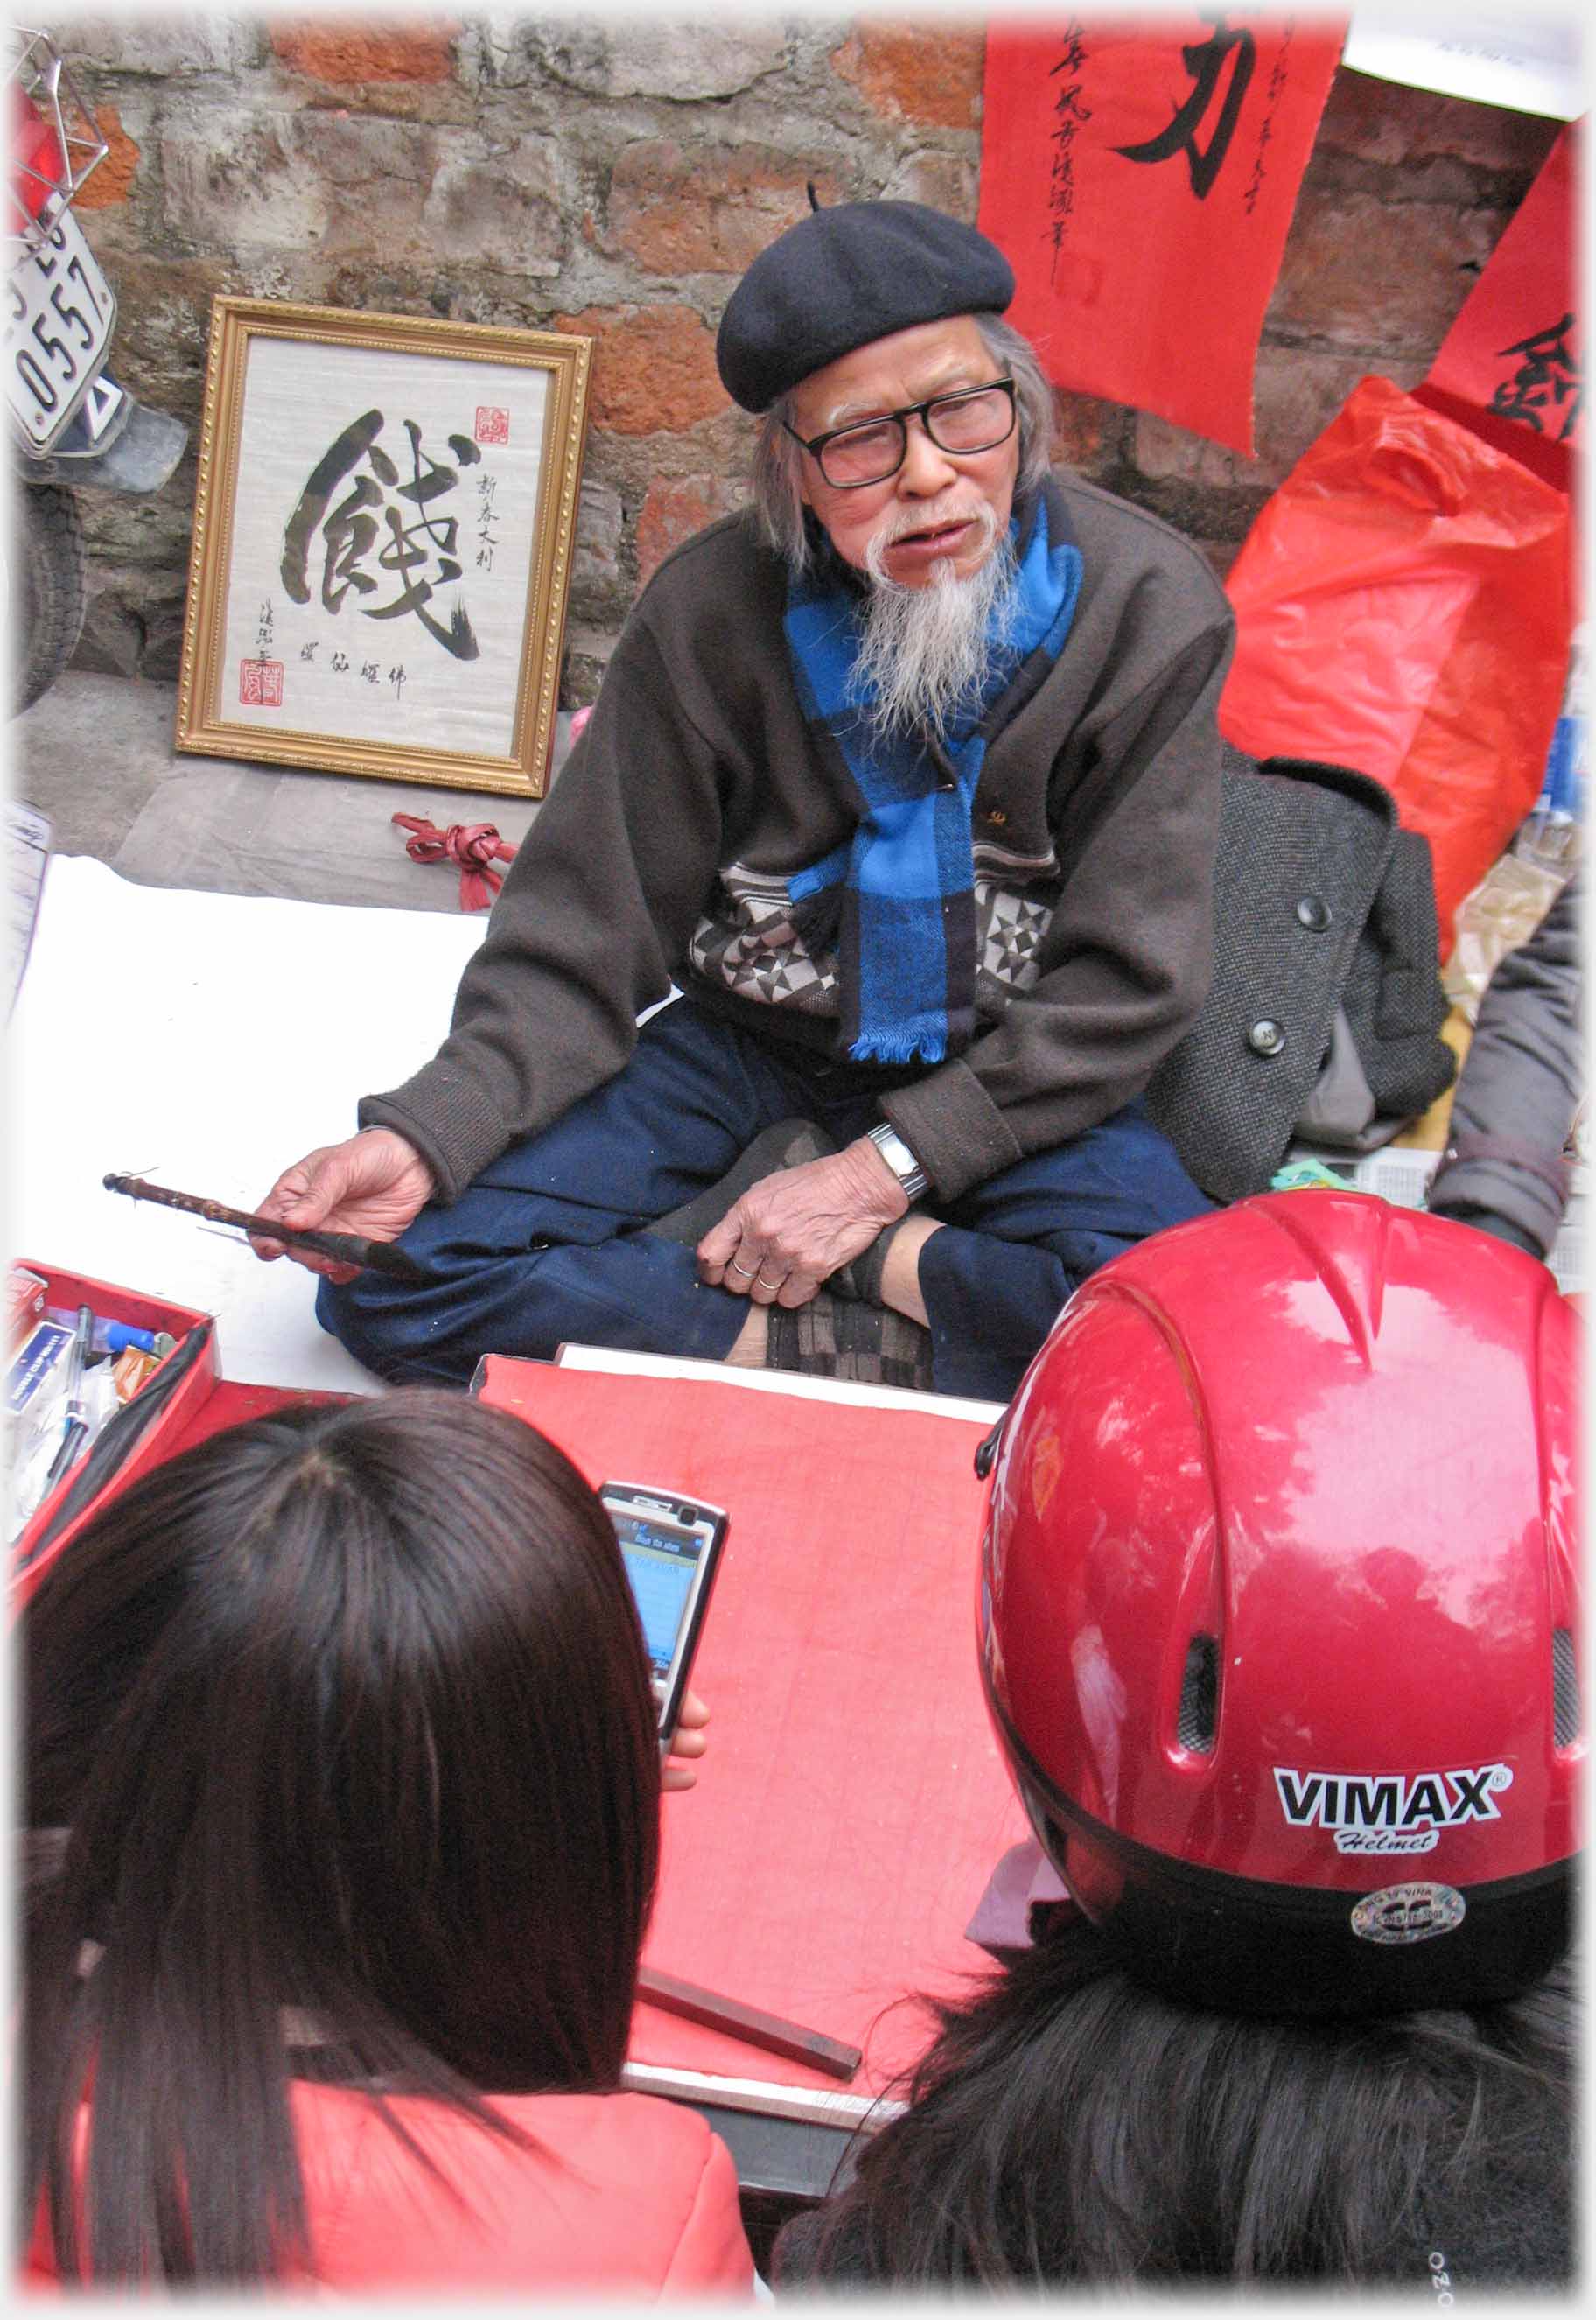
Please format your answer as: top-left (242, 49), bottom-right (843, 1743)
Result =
top-left (602, 1481), bottom-right (729, 1744)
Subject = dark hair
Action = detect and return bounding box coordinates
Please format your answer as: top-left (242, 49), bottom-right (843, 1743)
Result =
top-left (783, 1916), bottom-right (1576, 2287)
top-left (20, 1391), bottom-right (662, 2284)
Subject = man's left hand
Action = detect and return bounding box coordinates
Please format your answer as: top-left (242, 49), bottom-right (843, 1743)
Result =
top-left (697, 1138), bottom-right (909, 1307)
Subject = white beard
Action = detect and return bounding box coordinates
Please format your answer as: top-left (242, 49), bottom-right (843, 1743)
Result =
top-left (853, 500), bottom-right (1019, 747)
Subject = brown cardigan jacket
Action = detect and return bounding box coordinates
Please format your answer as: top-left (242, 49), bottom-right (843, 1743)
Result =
top-left (360, 475), bottom-right (1235, 1203)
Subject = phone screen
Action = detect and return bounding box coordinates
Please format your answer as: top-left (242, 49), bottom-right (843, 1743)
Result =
top-left (613, 1509), bottom-right (707, 1683)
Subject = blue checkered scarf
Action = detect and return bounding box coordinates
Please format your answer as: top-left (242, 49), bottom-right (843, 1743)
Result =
top-left (783, 501), bottom-right (1082, 1065)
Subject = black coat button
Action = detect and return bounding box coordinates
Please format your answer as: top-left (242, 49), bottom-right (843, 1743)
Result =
top-left (1296, 895), bottom-right (1332, 930)
top-left (1248, 1019), bottom-right (1286, 1057)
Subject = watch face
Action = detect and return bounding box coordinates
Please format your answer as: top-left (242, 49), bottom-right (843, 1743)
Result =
top-left (871, 1125), bottom-right (924, 1195)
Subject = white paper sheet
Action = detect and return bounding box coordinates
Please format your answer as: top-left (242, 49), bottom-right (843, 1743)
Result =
top-left (1342, 8), bottom-right (1585, 120)
top-left (10, 855), bottom-right (486, 1390)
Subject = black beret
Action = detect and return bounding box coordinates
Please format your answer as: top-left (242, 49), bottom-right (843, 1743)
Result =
top-left (716, 199), bottom-right (1016, 412)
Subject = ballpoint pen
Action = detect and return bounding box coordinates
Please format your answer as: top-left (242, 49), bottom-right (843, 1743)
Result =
top-left (43, 1303), bottom-right (94, 1491)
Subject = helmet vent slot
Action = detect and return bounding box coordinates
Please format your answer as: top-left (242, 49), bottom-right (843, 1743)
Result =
top-left (1552, 1627), bottom-right (1580, 1747)
top-left (1176, 1634), bottom-right (1218, 1752)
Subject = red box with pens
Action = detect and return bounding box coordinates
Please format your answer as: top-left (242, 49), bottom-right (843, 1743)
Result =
top-left (10, 1264), bottom-right (348, 1602)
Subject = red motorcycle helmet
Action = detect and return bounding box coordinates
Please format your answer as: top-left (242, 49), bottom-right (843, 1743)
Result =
top-left (978, 1190), bottom-right (1581, 2016)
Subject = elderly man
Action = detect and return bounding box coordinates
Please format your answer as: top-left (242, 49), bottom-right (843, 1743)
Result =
top-left (257, 200), bottom-right (1232, 1401)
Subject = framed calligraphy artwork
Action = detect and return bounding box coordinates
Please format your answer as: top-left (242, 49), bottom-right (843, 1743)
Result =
top-left (176, 298), bottom-right (592, 797)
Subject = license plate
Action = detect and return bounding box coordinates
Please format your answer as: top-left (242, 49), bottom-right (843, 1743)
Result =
top-left (5, 206), bottom-right (116, 454)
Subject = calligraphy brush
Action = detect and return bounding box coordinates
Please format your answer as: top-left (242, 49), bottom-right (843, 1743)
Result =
top-left (102, 1173), bottom-right (441, 1285)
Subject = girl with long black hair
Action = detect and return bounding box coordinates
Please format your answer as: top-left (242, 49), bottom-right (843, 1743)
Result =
top-left (20, 1391), bottom-right (752, 2292)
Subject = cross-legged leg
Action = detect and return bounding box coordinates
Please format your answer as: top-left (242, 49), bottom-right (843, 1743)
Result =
top-left (912, 1100), bottom-right (1212, 1401)
top-left (318, 1001), bottom-right (804, 1383)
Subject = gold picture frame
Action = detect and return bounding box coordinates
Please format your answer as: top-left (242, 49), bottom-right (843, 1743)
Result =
top-left (175, 298), bottom-right (592, 798)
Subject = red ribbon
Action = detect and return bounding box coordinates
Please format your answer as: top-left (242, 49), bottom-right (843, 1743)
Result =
top-left (391, 814), bottom-right (517, 913)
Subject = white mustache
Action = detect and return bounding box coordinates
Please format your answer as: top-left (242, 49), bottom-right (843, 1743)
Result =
top-left (871, 497), bottom-right (992, 555)
top-left (864, 498), bottom-right (1000, 591)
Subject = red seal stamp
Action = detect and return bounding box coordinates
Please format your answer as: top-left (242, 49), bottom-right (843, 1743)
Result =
top-left (240, 659), bottom-right (284, 707)
top-left (475, 405), bottom-right (510, 445)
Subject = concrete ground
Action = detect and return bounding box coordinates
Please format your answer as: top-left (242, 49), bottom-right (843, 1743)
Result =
top-left (11, 669), bottom-right (564, 912)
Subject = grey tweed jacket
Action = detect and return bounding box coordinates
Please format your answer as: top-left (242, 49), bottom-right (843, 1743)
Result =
top-left (1146, 749), bottom-right (1457, 1201)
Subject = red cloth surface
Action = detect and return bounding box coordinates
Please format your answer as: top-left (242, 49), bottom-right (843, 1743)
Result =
top-left (1420, 123), bottom-right (1580, 494)
top-left (979, 16), bottom-right (1344, 456)
top-left (477, 1359), bottom-right (1028, 2099)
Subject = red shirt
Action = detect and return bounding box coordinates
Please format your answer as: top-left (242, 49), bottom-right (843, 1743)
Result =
top-left (24, 2082), bottom-right (756, 2295)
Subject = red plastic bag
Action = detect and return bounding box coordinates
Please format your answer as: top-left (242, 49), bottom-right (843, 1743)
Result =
top-left (1218, 375), bottom-right (1574, 957)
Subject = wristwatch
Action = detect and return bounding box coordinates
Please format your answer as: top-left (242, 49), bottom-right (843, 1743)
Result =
top-left (866, 1120), bottom-right (929, 1202)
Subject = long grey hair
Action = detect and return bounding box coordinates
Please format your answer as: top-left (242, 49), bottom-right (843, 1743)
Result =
top-left (750, 312), bottom-right (1057, 573)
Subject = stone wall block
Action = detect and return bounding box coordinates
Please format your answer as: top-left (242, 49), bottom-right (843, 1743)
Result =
top-left (1317, 66), bottom-right (1565, 176)
top-left (515, 23), bottom-right (788, 101)
top-left (73, 578), bottom-right (147, 680)
top-left (1131, 417), bottom-right (1261, 494)
top-left (608, 142), bottom-right (836, 275)
top-left (553, 304), bottom-right (727, 437)
top-left (634, 475), bottom-right (747, 588)
top-left (74, 250), bottom-right (231, 415)
top-left (420, 135), bottom-right (564, 272)
top-left (830, 25), bottom-right (985, 127)
top-left (291, 109), bottom-right (438, 193)
top-left (1244, 345), bottom-right (1430, 479)
top-left (270, 20), bottom-right (459, 85)
top-left (162, 109), bottom-right (444, 255)
top-left (1270, 189), bottom-right (1498, 354)
top-left (138, 593), bottom-right (192, 684)
top-left (578, 410), bottom-right (753, 515)
top-left (74, 104), bottom-right (142, 209)
top-left (159, 111), bottom-right (303, 252)
top-left (1048, 391), bottom-right (1129, 482)
top-left (881, 151), bottom-right (978, 217)
top-left (560, 622), bottom-right (619, 710)
top-left (1127, 473), bottom-right (1273, 555)
top-left (80, 488), bottom-right (196, 572)
top-left (570, 477), bottom-right (626, 613)
top-left (65, 18), bottom-right (268, 78)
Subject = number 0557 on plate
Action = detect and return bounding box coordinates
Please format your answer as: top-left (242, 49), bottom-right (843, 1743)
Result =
top-left (6, 206), bottom-right (116, 455)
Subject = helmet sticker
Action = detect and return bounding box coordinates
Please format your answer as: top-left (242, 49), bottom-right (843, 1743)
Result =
top-left (1273, 1763), bottom-right (1513, 1854)
top-left (1350, 1882), bottom-right (1466, 1945)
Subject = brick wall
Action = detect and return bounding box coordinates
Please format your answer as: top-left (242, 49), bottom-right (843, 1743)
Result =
top-left (50, 12), bottom-right (1560, 702)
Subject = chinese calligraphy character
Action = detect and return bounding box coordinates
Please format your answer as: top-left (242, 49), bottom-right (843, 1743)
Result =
top-left (389, 665), bottom-right (408, 703)
top-left (1046, 24), bottom-right (1093, 284)
top-left (280, 408), bottom-right (485, 661)
top-left (1114, 12), bottom-right (1256, 200)
top-left (476, 469), bottom-right (501, 574)
top-left (299, 641), bottom-right (318, 662)
top-left (255, 595), bottom-right (274, 660)
top-left (360, 661), bottom-right (380, 683)
top-left (332, 650), bottom-right (350, 673)
top-left (1242, 34), bottom-right (1291, 218)
top-left (1489, 313), bottom-right (1582, 443)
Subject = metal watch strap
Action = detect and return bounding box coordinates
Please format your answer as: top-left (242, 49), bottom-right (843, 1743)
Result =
top-left (866, 1121), bottom-right (928, 1202)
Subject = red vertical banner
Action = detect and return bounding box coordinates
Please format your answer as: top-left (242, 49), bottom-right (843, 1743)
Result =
top-left (1418, 122), bottom-right (1581, 493)
top-left (978, 13), bottom-right (1347, 456)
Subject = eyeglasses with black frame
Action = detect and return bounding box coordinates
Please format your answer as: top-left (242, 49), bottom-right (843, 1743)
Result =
top-left (783, 376), bottom-right (1018, 490)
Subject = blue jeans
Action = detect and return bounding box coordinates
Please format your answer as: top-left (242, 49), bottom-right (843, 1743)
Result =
top-left (319, 998), bottom-right (1211, 1401)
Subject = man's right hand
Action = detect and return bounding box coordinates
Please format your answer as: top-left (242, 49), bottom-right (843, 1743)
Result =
top-left (251, 1128), bottom-right (437, 1283)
